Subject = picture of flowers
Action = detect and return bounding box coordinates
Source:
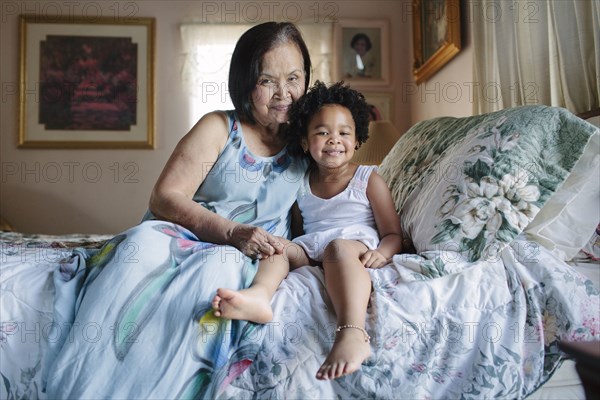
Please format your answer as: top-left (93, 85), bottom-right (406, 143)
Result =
top-left (19, 16), bottom-right (155, 148)
top-left (39, 35), bottom-right (138, 131)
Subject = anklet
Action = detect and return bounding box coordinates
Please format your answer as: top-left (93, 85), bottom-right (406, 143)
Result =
top-left (336, 324), bottom-right (371, 343)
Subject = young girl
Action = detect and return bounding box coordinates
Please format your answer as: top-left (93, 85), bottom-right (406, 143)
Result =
top-left (212, 81), bottom-right (404, 380)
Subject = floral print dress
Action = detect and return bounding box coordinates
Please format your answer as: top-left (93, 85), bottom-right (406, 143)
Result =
top-left (42, 111), bottom-right (307, 399)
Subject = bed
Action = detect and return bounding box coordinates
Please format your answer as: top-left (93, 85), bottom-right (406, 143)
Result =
top-left (1, 105), bottom-right (599, 399)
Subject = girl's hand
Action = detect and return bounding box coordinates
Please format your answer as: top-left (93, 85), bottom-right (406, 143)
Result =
top-left (231, 224), bottom-right (284, 259)
top-left (360, 250), bottom-right (389, 269)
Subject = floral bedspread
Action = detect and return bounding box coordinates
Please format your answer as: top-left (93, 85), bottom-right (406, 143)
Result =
top-left (1, 235), bottom-right (598, 399)
top-left (0, 231), bottom-right (111, 249)
top-left (218, 236), bottom-right (599, 399)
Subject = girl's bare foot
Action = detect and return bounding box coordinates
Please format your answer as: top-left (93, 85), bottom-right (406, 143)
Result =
top-left (315, 326), bottom-right (371, 380)
top-left (211, 287), bottom-right (273, 323)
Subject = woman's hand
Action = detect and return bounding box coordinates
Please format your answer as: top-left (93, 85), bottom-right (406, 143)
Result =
top-left (230, 224), bottom-right (285, 259)
top-left (360, 249), bottom-right (389, 269)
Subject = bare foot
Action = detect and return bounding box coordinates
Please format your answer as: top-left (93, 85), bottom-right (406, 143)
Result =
top-left (315, 327), bottom-right (371, 380)
top-left (211, 287), bottom-right (273, 324)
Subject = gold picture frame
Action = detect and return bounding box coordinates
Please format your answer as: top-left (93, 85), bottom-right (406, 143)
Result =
top-left (19, 15), bottom-right (155, 148)
top-left (412, 0), bottom-right (461, 85)
top-left (333, 19), bottom-right (390, 87)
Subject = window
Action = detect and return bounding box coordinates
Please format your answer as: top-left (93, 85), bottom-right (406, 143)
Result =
top-left (181, 23), bottom-right (333, 126)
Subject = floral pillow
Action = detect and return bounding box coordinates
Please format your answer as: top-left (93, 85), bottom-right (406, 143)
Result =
top-left (380, 106), bottom-right (598, 262)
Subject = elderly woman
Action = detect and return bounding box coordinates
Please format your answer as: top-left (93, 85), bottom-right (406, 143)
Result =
top-left (43, 22), bottom-right (311, 399)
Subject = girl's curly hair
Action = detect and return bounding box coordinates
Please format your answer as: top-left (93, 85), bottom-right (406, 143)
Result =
top-left (287, 81), bottom-right (370, 157)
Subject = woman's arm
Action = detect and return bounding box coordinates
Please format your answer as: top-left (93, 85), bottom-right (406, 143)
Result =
top-left (148, 111), bottom-right (281, 257)
top-left (366, 171), bottom-right (404, 260)
top-left (149, 111), bottom-right (233, 241)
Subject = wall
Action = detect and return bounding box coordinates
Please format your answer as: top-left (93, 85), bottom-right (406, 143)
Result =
top-left (1, 0), bottom-right (418, 234)
top-left (406, 0), bottom-right (473, 126)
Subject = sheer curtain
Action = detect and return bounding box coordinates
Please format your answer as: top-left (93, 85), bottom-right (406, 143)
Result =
top-left (472, 0), bottom-right (599, 116)
top-left (180, 22), bottom-right (333, 126)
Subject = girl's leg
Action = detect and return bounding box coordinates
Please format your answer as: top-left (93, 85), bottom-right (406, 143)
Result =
top-left (316, 239), bottom-right (372, 380)
top-left (212, 240), bottom-right (310, 323)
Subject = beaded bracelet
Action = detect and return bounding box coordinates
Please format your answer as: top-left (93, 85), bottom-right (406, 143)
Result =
top-left (336, 324), bottom-right (371, 343)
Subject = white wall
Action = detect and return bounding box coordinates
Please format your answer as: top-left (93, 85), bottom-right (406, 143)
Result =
top-left (1, 0), bottom-right (421, 234)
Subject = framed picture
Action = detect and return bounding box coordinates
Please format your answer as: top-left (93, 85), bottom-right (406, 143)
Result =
top-left (333, 19), bottom-right (390, 87)
top-left (363, 92), bottom-right (394, 121)
top-left (19, 15), bottom-right (155, 148)
top-left (412, 0), bottom-right (461, 85)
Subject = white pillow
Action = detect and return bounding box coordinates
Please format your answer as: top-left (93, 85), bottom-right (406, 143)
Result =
top-left (524, 131), bottom-right (600, 260)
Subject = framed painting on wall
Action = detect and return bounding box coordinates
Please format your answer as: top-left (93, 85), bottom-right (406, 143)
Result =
top-left (412, 0), bottom-right (461, 84)
top-left (333, 19), bottom-right (390, 87)
top-left (18, 15), bottom-right (155, 148)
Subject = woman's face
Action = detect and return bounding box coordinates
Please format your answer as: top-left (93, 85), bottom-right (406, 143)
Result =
top-left (251, 43), bottom-right (305, 130)
top-left (352, 38), bottom-right (368, 57)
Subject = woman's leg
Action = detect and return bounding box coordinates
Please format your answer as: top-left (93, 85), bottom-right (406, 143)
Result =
top-left (46, 220), bottom-right (254, 399)
top-left (316, 239), bottom-right (372, 380)
top-left (213, 240), bottom-right (310, 323)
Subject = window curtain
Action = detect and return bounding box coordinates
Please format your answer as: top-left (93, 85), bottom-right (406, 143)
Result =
top-left (180, 22), bottom-right (333, 124)
top-left (472, 0), bottom-right (599, 116)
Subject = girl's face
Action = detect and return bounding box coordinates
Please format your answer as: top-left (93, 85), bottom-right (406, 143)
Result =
top-left (302, 104), bottom-right (358, 170)
top-left (251, 43), bottom-right (306, 131)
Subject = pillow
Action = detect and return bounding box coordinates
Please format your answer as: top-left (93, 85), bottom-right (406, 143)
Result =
top-left (379, 106), bottom-right (599, 262)
top-left (524, 132), bottom-right (599, 261)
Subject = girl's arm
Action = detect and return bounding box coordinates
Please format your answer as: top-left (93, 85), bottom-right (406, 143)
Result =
top-left (366, 171), bottom-right (404, 260)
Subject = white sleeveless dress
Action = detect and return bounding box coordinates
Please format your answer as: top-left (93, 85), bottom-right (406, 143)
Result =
top-left (292, 165), bottom-right (380, 261)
